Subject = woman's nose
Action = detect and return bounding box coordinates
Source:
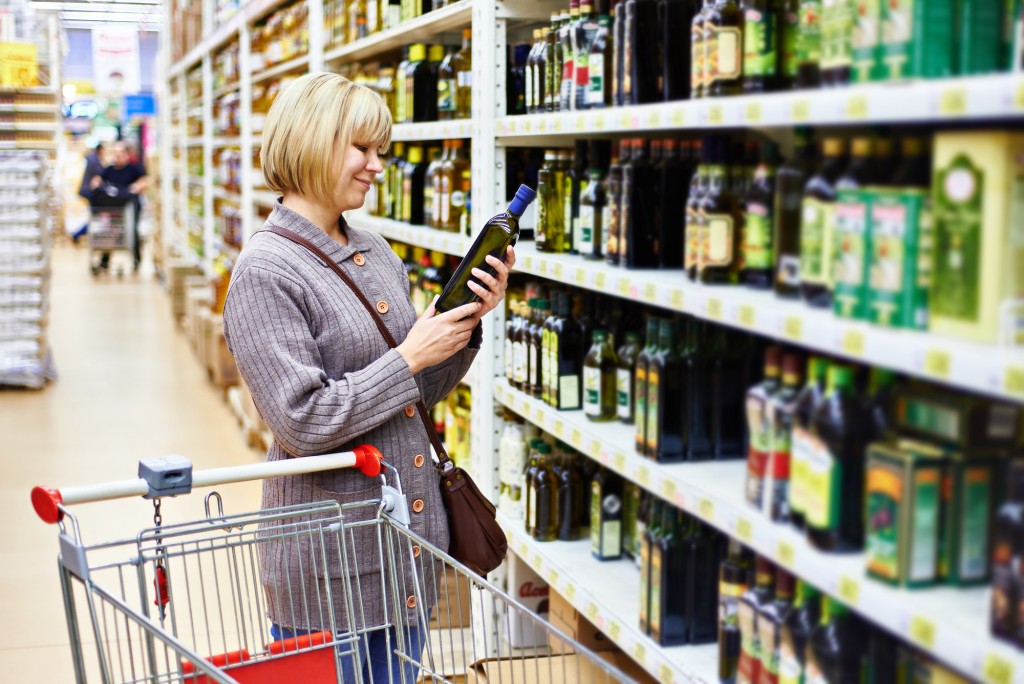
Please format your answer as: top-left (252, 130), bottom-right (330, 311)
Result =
top-left (367, 152), bottom-right (384, 174)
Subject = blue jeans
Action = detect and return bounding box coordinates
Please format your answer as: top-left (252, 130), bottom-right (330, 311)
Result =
top-left (271, 621), bottom-right (427, 683)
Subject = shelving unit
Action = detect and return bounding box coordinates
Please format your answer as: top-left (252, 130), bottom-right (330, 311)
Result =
top-left (160, 0), bottom-right (1024, 680)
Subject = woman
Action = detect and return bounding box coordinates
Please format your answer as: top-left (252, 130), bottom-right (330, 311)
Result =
top-left (223, 72), bottom-right (513, 681)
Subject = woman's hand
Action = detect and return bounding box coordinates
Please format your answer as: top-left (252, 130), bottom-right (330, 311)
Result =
top-left (468, 246), bottom-right (516, 320)
top-left (397, 299), bottom-right (483, 375)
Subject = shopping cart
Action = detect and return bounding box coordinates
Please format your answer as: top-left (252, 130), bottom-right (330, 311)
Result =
top-left (88, 185), bottom-right (136, 277)
top-left (31, 447), bottom-right (634, 683)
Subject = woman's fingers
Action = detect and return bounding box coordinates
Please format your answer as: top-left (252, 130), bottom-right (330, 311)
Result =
top-left (471, 267), bottom-right (500, 290)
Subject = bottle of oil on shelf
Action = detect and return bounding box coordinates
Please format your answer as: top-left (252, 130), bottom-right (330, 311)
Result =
top-left (639, 499), bottom-right (663, 634)
top-left (765, 353), bottom-right (803, 522)
top-left (742, 0), bottom-right (781, 92)
top-left (692, 0), bottom-right (712, 98)
top-left (591, 467), bottom-right (624, 560)
top-left (650, 507), bottom-right (689, 646)
top-left (557, 452), bottom-right (584, 540)
top-left (455, 29), bottom-right (473, 119)
top-left (528, 299), bottom-right (548, 399)
top-left (656, 138), bottom-right (687, 269)
top-left (544, 17), bottom-right (559, 112)
top-left (616, 331), bottom-right (641, 424)
top-left (437, 46), bottom-right (458, 121)
top-left (621, 139), bottom-right (659, 269)
top-left (567, 141), bottom-right (589, 254)
top-left (660, 0), bottom-right (696, 101)
top-left (587, 12), bottom-right (613, 107)
top-left (742, 140), bottom-right (780, 288)
top-left (799, 137), bottom-right (846, 308)
top-left (649, 318), bottom-right (686, 462)
top-left (686, 139), bottom-right (711, 279)
top-left (560, 0), bottom-right (580, 111)
top-left (584, 329), bottom-right (618, 421)
top-left (552, 292), bottom-right (584, 410)
top-left (706, 0), bottom-right (745, 97)
top-left (425, 144), bottom-right (445, 228)
top-left (578, 167), bottom-right (608, 260)
top-left (804, 598), bottom-right (868, 684)
top-left (719, 540), bottom-right (754, 684)
top-left (699, 137), bottom-right (745, 284)
top-left (737, 556), bottom-right (775, 684)
top-left (605, 141), bottom-right (627, 265)
top-left (634, 317), bottom-right (660, 455)
top-left (401, 145), bottom-right (426, 224)
top-left (778, 580), bottom-right (821, 684)
top-left (757, 570), bottom-right (795, 684)
top-left (796, 0), bottom-right (822, 87)
top-left (529, 442), bottom-right (558, 541)
top-left (745, 346), bottom-right (783, 510)
top-left (773, 128), bottom-right (814, 298)
top-left (525, 29), bottom-right (542, 113)
top-left (787, 355), bottom-right (827, 530)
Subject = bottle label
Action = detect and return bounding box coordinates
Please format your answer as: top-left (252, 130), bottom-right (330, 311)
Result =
top-left (564, 176), bottom-right (575, 242)
top-left (782, 9), bottom-right (799, 78)
top-left (635, 365), bottom-right (648, 450)
top-left (440, 186), bottom-right (451, 225)
top-left (584, 366), bottom-right (602, 416)
top-left (559, 374), bottom-right (580, 410)
top-left (402, 179), bottom-right (412, 222)
top-left (586, 53), bottom-right (605, 105)
top-left (605, 188), bottom-right (620, 260)
top-left (438, 78), bottom-right (457, 113)
top-left (705, 213), bottom-right (735, 267)
top-left (541, 329), bottom-right (551, 403)
top-left (646, 370), bottom-right (659, 452)
top-left (776, 254), bottom-right (801, 287)
top-left (798, 1), bottom-right (822, 63)
top-left (798, 198), bottom-right (834, 286)
top-left (716, 26), bottom-right (743, 80)
top-left (602, 517), bottom-right (621, 557)
top-left (457, 69), bottom-right (472, 88)
top-left (804, 434), bottom-right (840, 530)
top-left (514, 340), bottom-right (527, 383)
top-left (833, 193), bottom-right (868, 316)
top-left (529, 341), bottom-right (539, 388)
top-left (743, 9), bottom-right (778, 78)
top-left (525, 63), bottom-right (534, 110)
top-left (526, 484), bottom-right (536, 532)
top-left (758, 614), bottom-right (781, 684)
top-left (547, 333), bottom-right (558, 405)
top-left (778, 641), bottom-right (802, 684)
top-left (450, 190), bottom-right (466, 208)
top-left (649, 545), bottom-right (662, 635)
top-left (505, 337), bottom-right (514, 381)
top-left (579, 204), bottom-right (595, 253)
top-left (932, 154), bottom-right (983, 323)
top-left (590, 480), bottom-right (602, 554)
top-left (616, 367), bottom-right (632, 420)
top-left (789, 426), bottom-right (812, 515)
top-left (692, 24), bottom-right (705, 91)
top-left (743, 201), bottom-right (774, 269)
top-left (737, 601), bottom-right (761, 684)
top-left (685, 207), bottom-right (700, 271)
top-left (821, 0), bottom-right (853, 70)
top-left (638, 539), bottom-right (650, 627)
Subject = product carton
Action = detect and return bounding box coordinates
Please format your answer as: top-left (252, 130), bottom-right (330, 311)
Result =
top-left (167, 260), bottom-right (203, 320)
top-left (937, 452), bottom-right (999, 585)
top-left (892, 384), bottom-right (1022, 451)
top-left (465, 651), bottom-right (654, 684)
top-left (852, 0), bottom-right (883, 82)
top-left (866, 187), bottom-right (932, 329)
top-left (207, 316), bottom-right (240, 389)
top-left (865, 440), bottom-right (946, 587)
top-left (504, 554), bottom-right (549, 648)
top-left (546, 589), bottom-right (613, 654)
top-left (929, 132), bottom-right (1024, 343)
top-left (879, 0), bottom-right (956, 80)
top-left (832, 188), bottom-right (872, 320)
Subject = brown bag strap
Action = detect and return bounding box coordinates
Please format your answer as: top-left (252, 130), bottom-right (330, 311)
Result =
top-left (264, 226), bottom-right (453, 470)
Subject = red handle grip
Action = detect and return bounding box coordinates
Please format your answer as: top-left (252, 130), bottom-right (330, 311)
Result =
top-left (352, 444), bottom-right (384, 478)
top-left (31, 486), bottom-right (62, 524)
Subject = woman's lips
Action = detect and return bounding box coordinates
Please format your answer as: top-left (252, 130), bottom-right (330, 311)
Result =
top-left (356, 179), bottom-right (371, 190)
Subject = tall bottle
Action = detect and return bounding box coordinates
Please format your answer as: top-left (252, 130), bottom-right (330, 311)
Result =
top-left (612, 1), bottom-right (625, 105)
top-left (819, 0), bottom-right (852, 86)
top-left (591, 467), bottom-right (624, 560)
top-left (634, 317), bottom-right (660, 455)
top-left (743, 140), bottom-right (779, 288)
top-left (649, 318), bottom-right (685, 462)
top-left (799, 137), bottom-right (846, 308)
top-left (719, 540), bottom-right (754, 684)
top-left (435, 185), bottom-right (536, 312)
top-left (616, 332), bottom-right (641, 424)
top-left (529, 442), bottom-right (558, 541)
top-left (686, 140), bottom-right (711, 279)
top-left (557, 452), bottom-right (583, 540)
top-left (656, 138), bottom-right (687, 269)
top-left (552, 292), bottom-right (583, 410)
top-left (441, 139), bottom-right (470, 232)
top-left (650, 508), bottom-right (688, 646)
top-left (745, 346), bottom-right (783, 510)
top-left (742, 0), bottom-right (781, 92)
top-left (685, 517), bottom-right (723, 644)
top-left (425, 144), bottom-right (446, 228)
top-left (401, 145), bottom-right (427, 224)
top-left (414, 44), bottom-right (441, 122)
top-left (804, 597), bottom-right (867, 684)
top-left (626, 0), bottom-right (662, 103)
top-left (455, 28), bottom-right (473, 119)
top-left (737, 556), bottom-right (776, 684)
top-left (706, 0), bottom-right (745, 97)
top-left (525, 29), bottom-right (543, 113)
top-left (778, 580), bottom-right (821, 684)
top-left (788, 356), bottom-right (826, 530)
top-left (796, 0), bottom-right (822, 87)
top-left (566, 141), bottom-right (588, 254)
top-left (757, 570), bottom-right (795, 684)
top-left (586, 12), bottom-right (612, 107)
top-left (545, 14), bottom-right (561, 112)
top-left (806, 363), bottom-right (865, 552)
top-left (512, 301), bottom-right (530, 391)
top-left (436, 46), bottom-right (459, 121)
top-left (639, 499), bottom-right (663, 634)
top-left (528, 299), bottom-right (549, 399)
top-left (773, 129), bottom-right (814, 298)
top-left (660, 0), bottom-right (695, 101)
top-left (540, 293), bottom-right (559, 406)
top-left (578, 167), bottom-right (607, 260)
top-left (765, 353), bottom-right (802, 522)
top-left (584, 330), bottom-right (618, 422)
top-left (699, 137), bottom-right (745, 284)
top-left (523, 439), bottom-right (542, 536)
top-left (505, 301), bottom-right (519, 385)
top-left (604, 141), bottom-right (626, 265)
top-left (622, 139), bottom-right (659, 268)
top-left (779, 0), bottom-right (799, 89)
top-left (560, 0), bottom-right (580, 111)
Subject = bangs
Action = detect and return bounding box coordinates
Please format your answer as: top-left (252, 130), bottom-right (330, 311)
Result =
top-left (342, 87), bottom-right (393, 154)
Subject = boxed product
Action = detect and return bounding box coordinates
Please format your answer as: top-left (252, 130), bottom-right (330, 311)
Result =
top-left (167, 259), bottom-right (203, 320)
top-left (465, 651), bottom-right (655, 684)
top-left (938, 452), bottom-right (999, 585)
top-left (866, 440), bottom-right (946, 587)
top-left (879, 0), bottom-right (956, 80)
top-left (929, 132), bottom-right (1024, 343)
top-left (207, 316), bottom-right (240, 388)
top-left (832, 188), bottom-right (872, 320)
top-left (547, 589), bottom-right (613, 654)
top-left (867, 188), bottom-right (932, 330)
top-left (892, 384), bottom-right (1022, 451)
top-left (851, 0), bottom-right (883, 82)
top-left (504, 554), bottom-right (549, 648)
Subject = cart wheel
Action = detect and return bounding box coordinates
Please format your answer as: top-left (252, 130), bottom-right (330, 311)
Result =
top-left (116, 268), bottom-right (125, 279)
top-left (90, 264), bottom-right (101, 277)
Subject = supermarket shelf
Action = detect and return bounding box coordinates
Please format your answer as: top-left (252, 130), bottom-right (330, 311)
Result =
top-left (188, 105), bottom-right (203, 118)
top-left (392, 119), bottom-right (473, 141)
top-left (496, 74), bottom-right (1024, 142)
top-left (0, 104), bottom-right (59, 114)
top-left (186, 137), bottom-right (204, 147)
top-left (213, 187), bottom-right (241, 202)
top-left (0, 86), bottom-right (57, 95)
top-left (498, 511), bottom-right (719, 684)
top-left (323, 0), bottom-right (472, 64)
top-left (344, 212), bottom-right (472, 256)
top-left (213, 136), bottom-right (242, 147)
top-left (252, 54), bottom-right (309, 85)
top-left (188, 176), bottom-right (204, 186)
top-left (0, 122), bottom-right (58, 132)
top-left (0, 141), bottom-right (57, 150)
top-left (494, 379), bottom-right (1022, 684)
top-left (511, 241), bottom-right (1024, 403)
top-left (253, 190), bottom-right (278, 207)
top-left (212, 82), bottom-right (241, 99)
top-left (460, 361), bottom-right (478, 388)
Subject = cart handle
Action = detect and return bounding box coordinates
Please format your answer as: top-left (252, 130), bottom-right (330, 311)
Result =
top-left (31, 444), bottom-right (385, 524)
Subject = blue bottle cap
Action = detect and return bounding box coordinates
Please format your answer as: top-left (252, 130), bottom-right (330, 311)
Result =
top-left (507, 184), bottom-right (537, 216)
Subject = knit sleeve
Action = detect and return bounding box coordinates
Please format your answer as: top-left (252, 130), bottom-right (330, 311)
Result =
top-left (223, 263), bottom-right (422, 456)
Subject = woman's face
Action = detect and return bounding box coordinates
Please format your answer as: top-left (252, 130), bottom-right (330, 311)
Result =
top-left (332, 140), bottom-right (384, 213)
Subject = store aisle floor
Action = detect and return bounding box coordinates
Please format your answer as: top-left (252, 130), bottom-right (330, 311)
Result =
top-left (0, 243), bottom-right (262, 682)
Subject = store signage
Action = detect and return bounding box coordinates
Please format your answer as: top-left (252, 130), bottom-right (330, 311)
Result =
top-left (92, 25), bottom-right (140, 95)
top-left (0, 42), bottom-right (37, 87)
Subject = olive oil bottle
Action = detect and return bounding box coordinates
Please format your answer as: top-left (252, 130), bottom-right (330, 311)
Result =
top-left (742, 0), bottom-right (782, 92)
top-left (686, 139), bottom-right (711, 279)
top-left (657, 138), bottom-right (688, 269)
top-left (591, 467), bottom-right (624, 560)
top-left (605, 140), bottom-right (627, 265)
top-left (799, 137), bottom-right (846, 308)
top-left (578, 167), bottom-right (608, 260)
top-left (737, 556), bottom-right (775, 684)
top-left (530, 442), bottom-right (558, 541)
top-left (796, 0), bottom-right (822, 87)
top-left (616, 332), bottom-right (641, 423)
top-left (649, 507), bottom-right (689, 646)
top-left (700, 137), bottom-right (745, 284)
top-left (778, 580), bottom-right (821, 684)
top-left (757, 570), bottom-right (795, 684)
top-left (773, 129), bottom-right (815, 298)
top-left (584, 330), bottom-right (618, 422)
top-left (635, 317), bottom-right (661, 455)
top-left (552, 292), bottom-right (584, 410)
top-left (650, 318), bottom-right (685, 462)
top-left (788, 356), bottom-right (827, 530)
top-left (719, 540), bottom-right (754, 684)
top-left (743, 140), bottom-right (780, 288)
top-left (706, 0), bottom-right (745, 96)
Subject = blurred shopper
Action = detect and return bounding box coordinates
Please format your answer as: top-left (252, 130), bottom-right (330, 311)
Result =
top-left (72, 141), bottom-right (103, 243)
top-left (89, 141), bottom-right (147, 271)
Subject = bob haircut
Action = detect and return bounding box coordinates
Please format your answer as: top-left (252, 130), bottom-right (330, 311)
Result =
top-left (260, 72), bottom-right (392, 206)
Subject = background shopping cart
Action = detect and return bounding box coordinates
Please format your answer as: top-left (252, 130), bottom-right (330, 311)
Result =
top-left (87, 188), bottom-right (136, 277)
top-left (31, 447), bottom-right (635, 683)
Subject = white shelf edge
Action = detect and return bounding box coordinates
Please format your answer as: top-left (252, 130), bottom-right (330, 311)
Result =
top-left (493, 379), bottom-right (1023, 684)
top-left (212, 82), bottom-right (241, 99)
top-left (186, 137), bottom-right (204, 147)
top-left (213, 187), bottom-right (241, 202)
top-left (0, 123), bottom-right (59, 132)
top-left (251, 54), bottom-right (309, 85)
top-left (496, 74), bottom-right (1024, 139)
top-left (344, 212), bottom-right (472, 257)
top-left (510, 242), bottom-right (1024, 403)
top-left (0, 104), bottom-right (60, 113)
top-left (212, 137), bottom-right (242, 147)
top-left (392, 119), bottom-right (474, 141)
top-left (323, 0), bottom-right (472, 64)
top-left (498, 511), bottom-right (719, 684)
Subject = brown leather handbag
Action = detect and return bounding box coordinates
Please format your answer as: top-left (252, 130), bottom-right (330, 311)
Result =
top-left (267, 226), bottom-right (508, 576)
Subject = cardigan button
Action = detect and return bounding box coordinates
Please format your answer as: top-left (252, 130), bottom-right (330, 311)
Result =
top-left (406, 595), bottom-right (417, 609)
top-left (376, 300), bottom-right (389, 314)
top-left (414, 454), bottom-right (425, 468)
top-left (412, 499), bottom-right (424, 513)
top-left (353, 253), bottom-right (366, 266)
top-left (404, 405), bottom-right (416, 417)
top-left (412, 545), bottom-right (420, 558)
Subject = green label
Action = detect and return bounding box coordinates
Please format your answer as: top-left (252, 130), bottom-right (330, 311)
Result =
top-left (437, 78), bottom-right (457, 112)
top-left (564, 176), bottom-right (574, 238)
top-left (635, 366), bottom-right (648, 450)
top-left (584, 366), bottom-right (602, 416)
top-left (744, 8), bottom-right (778, 76)
top-left (869, 189), bottom-right (930, 329)
top-left (798, 0), bottom-right (823, 63)
top-left (578, 205), bottom-right (595, 253)
top-left (866, 463), bottom-right (902, 580)
top-left (738, 601), bottom-right (761, 665)
top-left (646, 370), bottom-right (660, 452)
top-left (959, 467), bottom-right (992, 580)
top-left (616, 368), bottom-right (632, 420)
top-left (910, 469), bottom-right (940, 582)
top-left (743, 201), bottom-right (775, 269)
top-left (541, 329), bottom-right (551, 403)
top-left (804, 435), bottom-right (840, 530)
top-left (932, 154), bottom-right (983, 323)
top-left (639, 540), bottom-right (651, 626)
top-left (851, 0), bottom-right (882, 82)
top-left (821, 0), bottom-right (854, 70)
top-left (832, 190), bottom-right (869, 319)
top-left (799, 198), bottom-right (835, 286)
top-left (782, 8), bottom-right (800, 77)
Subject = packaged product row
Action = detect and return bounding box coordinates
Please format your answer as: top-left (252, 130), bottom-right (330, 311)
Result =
top-left (324, 0), bottom-right (465, 48)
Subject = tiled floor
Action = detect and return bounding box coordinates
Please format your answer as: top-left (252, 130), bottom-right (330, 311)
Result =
top-left (0, 243), bottom-right (261, 682)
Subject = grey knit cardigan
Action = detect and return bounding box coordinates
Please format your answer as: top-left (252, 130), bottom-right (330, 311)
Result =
top-left (223, 202), bottom-right (477, 632)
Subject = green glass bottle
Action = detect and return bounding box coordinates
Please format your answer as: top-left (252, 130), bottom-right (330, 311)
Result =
top-left (583, 329), bottom-right (618, 422)
top-left (528, 299), bottom-right (549, 399)
top-left (778, 580), bottom-right (821, 684)
top-left (557, 452), bottom-right (584, 540)
top-left (804, 597), bottom-right (868, 684)
top-left (435, 185), bottom-right (536, 313)
top-left (650, 507), bottom-right (689, 646)
top-left (523, 438), bottom-right (543, 536)
top-left (639, 498), bottom-right (663, 634)
top-left (616, 332), bottom-right (641, 424)
top-left (591, 467), bottom-right (624, 560)
top-left (737, 556), bottom-right (775, 684)
top-left (530, 442), bottom-right (558, 541)
top-left (652, 319), bottom-right (685, 463)
top-left (578, 167), bottom-right (607, 260)
top-left (788, 356), bottom-right (827, 530)
top-left (552, 292), bottom-right (583, 411)
top-left (719, 539), bottom-right (754, 684)
top-left (757, 569), bottom-right (795, 684)
top-left (634, 317), bottom-right (660, 455)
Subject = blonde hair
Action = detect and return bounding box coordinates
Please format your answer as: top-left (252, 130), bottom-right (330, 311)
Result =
top-left (260, 72), bottom-right (392, 206)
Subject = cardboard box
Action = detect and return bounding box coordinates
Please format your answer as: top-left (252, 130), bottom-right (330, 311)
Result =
top-left (465, 652), bottom-right (654, 684)
top-left (207, 317), bottom-right (240, 388)
top-left (429, 567), bottom-right (474, 630)
top-left (546, 589), bottom-right (613, 654)
top-left (504, 554), bottom-right (549, 648)
top-left (167, 260), bottom-right (203, 320)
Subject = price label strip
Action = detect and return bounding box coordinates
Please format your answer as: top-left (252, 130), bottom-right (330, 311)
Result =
top-left (907, 615), bottom-right (936, 650)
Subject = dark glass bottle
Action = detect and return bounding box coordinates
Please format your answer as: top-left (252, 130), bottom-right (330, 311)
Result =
top-left (526, 29), bottom-right (544, 114)
top-left (650, 318), bottom-right (685, 462)
top-left (573, 0), bottom-right (598, 110)
top-left (889, 138), bottom-right (930, 188)
top-left (699, 137), bottom-right (744, 284)
top-left (686, 139), bottom-right (711, 279)
top-left (530, 442), bottom-right (558, 541)
top-left (528, 299), bottom-right (549, 398)
top-left (685, 517), bottom-right (722, 644)
top-left (804, 598), bottom-right (868, 684)
top-left (656, 138), bottom-right (687, 269)
top-left (508, 43), bottom-right (529, 116)
top-left (543, 19), bottom-right (558, 112)
top-left (621, 139), bottom-right (659, 269)
top-left (612, 1), bottom-right (625, 105)
top-left (757, 570), bottom-right (795, 684)
top-left (742, 140), bottom-right (779, 288)
top-left (401, 145), bottom-right (427, 224)
top-left (737, 556), bottom-right (775, 684)
top-left (591, 467), bottom-right (624, 560)
top-left (650, 508), bottom-right (688, 646)
top-left (414, 44), bottom-right (442, 122)
top-left (799, 137), bottom-right (846, 308)
top-left (605, 141), bottom-right (627, 265)
top-left (766, 353), bottom-right (803, 523)
top-left (680, 319), bottom-right (713, 461)
top-left (991, 463), bottom-right (1024, 641)
top-left (719, 540), bottom-right (754, 684)
top-left (796, 0), bottom-right (821, 88)
top-left (425, 144), bottom-right (446, 228)
top-left (742, 0), bottom-right (781, 92)
top-left (541, 293), bottom-right (560, 405)
top-left (583, 329), bottom-right (618, 422)
top-left (578, 167), bottom-right (607, 260)
top-left (436, 45), bottom-right (458, 121)
top-left (625, 0), bottom-right (662, 103)
top-left (692, 0), bottom-right (712, 98)
top-left (661, 0), bottom-right (696, 101)
top-left (806, 363), bottom-right (866, 552)
top-left (435, 185), bottom-right (536, 312)
top-left (639, 499), bottom-right (663, 634)
top-left (788, 355), bottom-right (826, 530)
top-left (773, 129), bottom-right (814, 298)
top-left (706, 0), bottom-right (745, 97)
top-left (586, 13), bottom-right (612, 107)
top-left (615, 331), bottom-right (641, 423)
top-left (560, 0), bottom-right (580, 111)
top-left (552, 293), bottom-right (584, 410)
top-left (778, 581), bottom-right (821, 684)
top-left (523, 438), bottom-right (542, 536)
top-left (745, 346), bottom-right (783, 510)
top-left (557, 453), bottom-right (584, 540)
top-left (634, 317), bottom-right (660, 455)
top-left (567, 140), bottom-right (589, 254)
top-left (779, 0), bottom-right (799, 89)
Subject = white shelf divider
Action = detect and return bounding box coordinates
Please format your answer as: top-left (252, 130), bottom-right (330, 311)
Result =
top-left (392, 119), bottom-right (474, 142)
top-left (251, 54), bottom-right (310, 85)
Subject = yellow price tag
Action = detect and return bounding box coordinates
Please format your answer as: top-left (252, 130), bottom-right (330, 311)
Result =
top-left (637, 465), bottom-right (651, 486)
top-left (845, 94), bottom-right (868, 119)
top-left (586, 602), bottom-right (600, 622)
top-left (643, 283), bottom-right (657, 303)
top-left (532, 553), bottom-right (542, 569)
top-left (923, 349), bottom-right (951, 379)
top-left (737, 304), bottom-right (756, 328)
top-left (908, 615), bottom-right (936, 650)
top-left (661, 479), bottom-right (678, 501)
top-left (669, 289), bottom-right (684, 310)
top-left (595, 113), bottom-right (606, 129)
top-left (838, 575), bottom-right (861, 606)
top-left (1004, 365), bottom-right (1024, 397)
top-left (570, 428), bottom-right (583, 448)
top-left (519, 542), bottom-right (530, 557)
top-left (708, 103), bottom-right (725, 125)
top-left (707, 297), bottom-right (723, 320)
top-left (574, 268), bottom-right (586, 286)
top-left (670, 107), bottom-right (685, 127)
top-left (659, 665), bottom-right (674, 684)
top-left (939, 87), bottom-right (967, 116)
top-left (589, 439), bottom-right (603, 458)
top-left (632, 643), bottom-right (647, 664)
top-left (553, 263), bottom-right (564, 280)
top-left (841, 329), bottom-right (865, 357)
top-left (554, 419), bottom-right (565, 437)
top-left (619, 111), bottom-right (632, 128)
top-left (537, 118), bottom-right (548, 132)
top-left (523, 120), bottom-right (533, 133)
top-left (791, 98), bottom-right (810, 122)
top-left (565, 584), bottom-right (576, 601)
top-left (548, 569), bottom-right (559, 586)
top-left (982, 653), bottom-right (1015, 684)
top-left (777, 540), bottom-right (796, 567)
top-left (534, 407), bottom-right (544, 424)
top-left (1016, 83), bottom-right (1024, 110)
top-left (698, 497), bottom-right (714, 521)
top-left (523, 255), bottom-right (534, 270)
top-left (613, 452), bottom-right (627, 472)
top-left (745, 101), bottom-right (762, 123)
top-left (608, 621), bottom-right (622, 641)
top-left (736, 517), bottom-right (753, 543)
top-left (595, 272), bottom-right (607, 288)
top-left (618, 278), bottom-right (632, 296)
top-left (783, 316), bottom-right (804, 341)
top-left (574, 115), bottom-right (586, 131)
top-left (647, 109), bottom-right (661, 128)
top-left (539, 261), bottom-right (549, 276)
top-left (552, 117), bottom-right (563, 132)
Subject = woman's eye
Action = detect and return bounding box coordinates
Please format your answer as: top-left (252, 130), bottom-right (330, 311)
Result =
top-left (355, 145), bottom-right (369, 153)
